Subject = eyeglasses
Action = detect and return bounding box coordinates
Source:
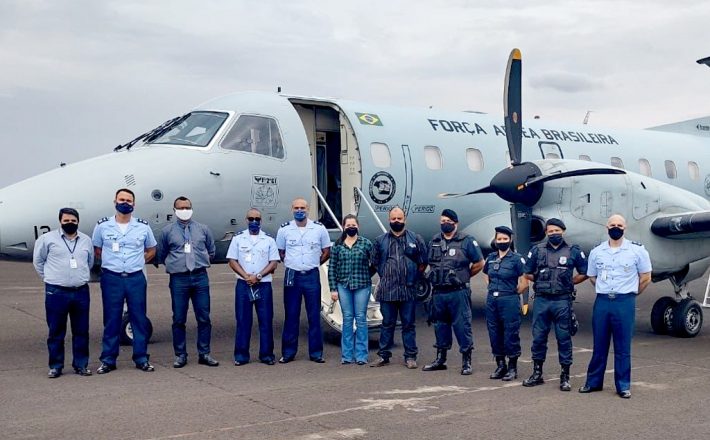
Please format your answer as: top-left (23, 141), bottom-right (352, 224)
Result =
top-left (247, 217), bottom-right (261, 222)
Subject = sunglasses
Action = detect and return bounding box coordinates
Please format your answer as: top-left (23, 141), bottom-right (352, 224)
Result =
top-left (247, 217), bottom-right (262, 222)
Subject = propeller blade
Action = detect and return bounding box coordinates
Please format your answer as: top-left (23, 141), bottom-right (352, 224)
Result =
top-left (504, 48), bottom-right (522, 165)
top-left (525, 167), bottom-right (625, 187)
top-left (438, 186), bottom-right (494, 199)
top-left (511, 202), bottom-right (532, 315)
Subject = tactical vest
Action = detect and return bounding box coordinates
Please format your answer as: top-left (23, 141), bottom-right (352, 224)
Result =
top-left (428, 233), bottom-right (471, 288)
top-left (532, 242), bottom-right (574, 294)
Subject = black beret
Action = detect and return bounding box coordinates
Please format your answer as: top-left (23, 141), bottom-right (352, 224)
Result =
top-left (441, 208), bottom-right (458, 223)
top-left (545, 217), bottom-right (566, 230)
top-left (494, 225), bottom-right (513, 237)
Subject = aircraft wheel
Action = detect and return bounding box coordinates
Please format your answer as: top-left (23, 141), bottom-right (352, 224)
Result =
top-left (120, 314), bottom-right (154, 345)
top-left (671, 298), bottom-right (703, 338)
top-left (650, 296), bottom-right (676, 335)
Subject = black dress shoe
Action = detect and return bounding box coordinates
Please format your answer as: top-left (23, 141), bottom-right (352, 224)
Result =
top-left (310, 357), bottom-right (325, 363)
top-left (96, 363), bottom-right (116, 374)
top-left (278, 356), bottom-right (294, 364)
top-left (48, 368), bottom-right (62, 379)
top-left (173, 356), bottom-right (187, 368)
top-left (135, 362), bottom-right (155, 372)
top-left (619, 390), bottom-right (631, 399)
top-left (198, 354), bottom-right (219, 367)
top-left (578, 385), bottom-right (603, 393)
top-left (261, 359), bottom-right (275, 366)
top-left (73, 367), bottom-right (92, 376)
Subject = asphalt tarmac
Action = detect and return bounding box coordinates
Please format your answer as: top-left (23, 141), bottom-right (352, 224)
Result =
top-left (2, 260), bottom-right (710, 440)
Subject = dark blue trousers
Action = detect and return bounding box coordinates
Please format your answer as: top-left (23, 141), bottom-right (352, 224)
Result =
top-left (169, 270), bottom-right (212, 357)
top-left (584, 294), bottom-right (636, 393)
top-left (99, 270), bottom-right (150, 366)
top-left (282, 269), bottom-right (322, 359)
top-left (432, 289), bottom-right (474, 353)
top-left (531, 295), bottom-right (573, 365)
top-left (45, 284), bottom-right (90, 370)
top-left (378, 299), bottom-right (418, 360)
top-left (235, 279), bottom-right (274, 363)
top-left (485, 293), bottom-right (521, 357)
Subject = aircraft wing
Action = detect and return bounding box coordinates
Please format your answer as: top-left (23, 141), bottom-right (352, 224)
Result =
top-left (651, 211), bottom-right (710, 239)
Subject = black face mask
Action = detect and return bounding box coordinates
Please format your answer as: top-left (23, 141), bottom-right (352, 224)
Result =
top-left (390, 222), bottom-right (405, 233)
top-left (61, 223), bottom-right (78, 235)
top-left (440, 223), bottom-right (455, 234)
top-left (548, 233), bottom-right (563, 246)
top-left (496, 241), bottom-right (510, 252)
top-left (608, 227), bottom-right (624, 240)
top-left (345, 227), bottom-right (358, 237)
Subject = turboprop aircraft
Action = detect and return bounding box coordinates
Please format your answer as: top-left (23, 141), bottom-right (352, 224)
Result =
top-left (1, 49), bottom-right (709, 341)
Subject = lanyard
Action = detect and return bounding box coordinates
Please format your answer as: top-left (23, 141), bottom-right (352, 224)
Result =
top-left (61, 235), bottom-right (79, 256)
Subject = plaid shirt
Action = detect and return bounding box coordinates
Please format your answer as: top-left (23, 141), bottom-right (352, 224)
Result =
top-left (328, 236), bottom-right (374, 291)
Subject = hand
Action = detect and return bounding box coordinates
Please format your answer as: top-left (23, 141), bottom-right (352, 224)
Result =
top-left (331, 291), bottom-right (339, 302)
top-left (246, 274), bottom-right (258, 285)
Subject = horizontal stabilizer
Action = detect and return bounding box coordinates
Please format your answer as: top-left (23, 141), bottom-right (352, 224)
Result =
top-left (646, 116), bottom-right (710, 137)
top-left (651, 211), bottom-right (710, 239)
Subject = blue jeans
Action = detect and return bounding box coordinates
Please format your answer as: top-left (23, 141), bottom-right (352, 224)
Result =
top-left (485, 293), bottom-right (521, 357)
top-left (584, 294), bottom-right (636, 393)
top-left (45, 284), bottom-right (90, 370)
top-left (432, 289), bottom-right (473, 353)
top-left (99, 270), bottom-right (150, 366)
top-left (169, 270), bottom-right (212, 357)
top-left (235, 280), bottom-right (274, 363)
top-left (282, 269), bottom-right (323, 359)
top-left (337, 285), bottom-right (370, 363)
top-left (378, 299), bottom-right (418, 360)
top-left (531, 295), bottom-right (573, 365)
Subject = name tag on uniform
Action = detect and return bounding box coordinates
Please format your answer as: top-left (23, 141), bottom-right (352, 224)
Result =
top-left (244, 252), bottom-right (252, 262)
top-left (184, 243), bottom-right (192, 254)
top-left (601, 270), bottom-right (608, 281)
top-left (70, 257), bottom-right (78, 269)
top-left (112, 242), bottom-right (120, 252)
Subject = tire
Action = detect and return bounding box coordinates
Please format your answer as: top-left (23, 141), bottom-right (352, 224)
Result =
top-left (671, 298), bottom-right (703, 338)
top-left (120, 314), bottom-right (154, 345)
top-left (650, 296), bottom-right (676, 335)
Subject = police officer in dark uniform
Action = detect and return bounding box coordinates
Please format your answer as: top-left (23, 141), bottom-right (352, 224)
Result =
top-left (423, 209), bottom-right (484, 375)
top-left (482, 226), bottom-right (528, 381)
top-left (523, 218), bottom-right (588, 391)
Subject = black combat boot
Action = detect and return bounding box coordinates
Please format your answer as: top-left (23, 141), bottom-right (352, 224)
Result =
top-left (560, 364), bottom-right (571, 392)
top-left (422, 349), bottom-right (448, 371)
top-left (502, 357), bottom-right (518, 381)
top-left (489, 356), bottom-right (507, 379)
top-left (461, 350), bottom-right (473, 376)
top-left (522, 360), bottom-right (545, 387)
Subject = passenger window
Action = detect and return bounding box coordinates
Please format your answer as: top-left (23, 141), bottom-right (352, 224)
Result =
top-left (610, 157), bottom-right (624, 169)
top-left (688, 161), bottom-right (700, 181)
top-left (424, 146), bottom-right (443, 170)
top-left (467, 148), bottom-right (484, 171)
top-left (579, 154), bottom-right (591, 161)
top-left (665, 160), bottom-right (677, 179)
top-left (638, 158), bottom-right (652, 177)
top-left (220, 115), bottom-right (284, 158)
top-left (370, 142), bottom-right (391, 168)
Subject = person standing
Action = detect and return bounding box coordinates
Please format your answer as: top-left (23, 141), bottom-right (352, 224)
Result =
top-left (370, 207), bottom-right (427, 369)
top-left (482, 226), bottom-right (528, 381)
top-left (92, 188), bottom-right (157, 374)
top-left (423, 209), bottom-right (484, 375)
top-left (523, 218), bottom-right (588, 391)
top-left (227, 208), bottom-right (280, 366)
top-left (579, 214), bottom-right (651, 399)
top-left (276, 198), bottom-right (331, 363)
top-left (33, 208), bottom-right (94, 378)
top-left (328, 215), bottom-right (375, 365)
top-left (158, 196), bottom-right (219, 368)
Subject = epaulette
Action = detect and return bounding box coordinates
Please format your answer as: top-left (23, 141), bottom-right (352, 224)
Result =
top-left (235, 231), bottom-right (244, 236)
top-left (314, 221), bottom-right (323, 225)
top-left (97, 217), bottom-right (109, 224)
top-left (280, 222), bottom-right (290, 228)
top-left (136, 218), bottom-right (149, 225)
top-left (631, 241), bottom-right (643, 246)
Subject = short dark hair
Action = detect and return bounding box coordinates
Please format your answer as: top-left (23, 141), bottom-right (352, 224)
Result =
top-left (173, 196), bottom-right (191, 208)
top-left (115, 188), bottom-right (135, 200)
top-left (59, 207), bottom-right (80, 222)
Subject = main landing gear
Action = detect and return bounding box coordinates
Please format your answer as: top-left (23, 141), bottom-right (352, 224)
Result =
top-left (650, 277), bottom-right (703, 338)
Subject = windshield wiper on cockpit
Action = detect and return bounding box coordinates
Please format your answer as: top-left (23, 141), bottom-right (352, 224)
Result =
top-left (114, 113), bottom-right (192, 151)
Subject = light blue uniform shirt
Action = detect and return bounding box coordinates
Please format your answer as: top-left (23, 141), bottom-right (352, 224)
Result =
top-left (33, 229), bottom-right (94, 287)
top-left (92, 216), bottom-right (157, 273)
top-left (226, 229), bottom-right (280, 282)
top-left (587, 238), bottom-right (652, 295)
top-left (275, 219), bottom-right (331, 271)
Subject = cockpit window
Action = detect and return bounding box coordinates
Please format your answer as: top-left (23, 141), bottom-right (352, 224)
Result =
top-left (219, 115), bottom-right (285, 159)
top-left (148, 111), bottom-right (228, 147)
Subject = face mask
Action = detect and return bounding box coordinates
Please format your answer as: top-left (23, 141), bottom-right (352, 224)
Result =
top-left (115, 202), bottom-right (134, 214)
top-left (345, 227), bottom-right (358, 237)
top-left (608, 227), bottom-right (624, 240)
top-left (61, 223), bottom-right (78, 235)
top-left (389, 221), bottom-right (405, 233)
top-left (248, 221), bottom-right (261, 234)
top-left (294, 211), bottom-right (307, 222)
top-left (548, 233), bottom-right (563, 246)
top-left (440, 223), bottom-right (455, 234)
top-left (496, 241), bottom-right (510, 252)
top-left (174, 209), bottom-right (193, 221)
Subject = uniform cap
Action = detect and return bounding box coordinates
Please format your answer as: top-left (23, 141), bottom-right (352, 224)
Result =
top-left (441, 208), bottom-right (459, 223)
top-left (494, 225), bottom-right (513, 237)
top-left (545, 217), bottom-right (566, 230)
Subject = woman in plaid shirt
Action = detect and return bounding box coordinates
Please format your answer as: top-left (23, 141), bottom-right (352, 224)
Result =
top-left (329, 215), bottom-right (375, 365)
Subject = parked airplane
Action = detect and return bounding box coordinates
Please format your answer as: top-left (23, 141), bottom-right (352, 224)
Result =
top-left (1, 50), bottom-right (709, 341)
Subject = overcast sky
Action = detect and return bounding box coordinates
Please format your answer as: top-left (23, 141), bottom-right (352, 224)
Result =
top-left (1, 0), bottom-right (708, 188)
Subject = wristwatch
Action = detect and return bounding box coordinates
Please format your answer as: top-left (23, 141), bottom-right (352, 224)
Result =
top-left (256, 273), bottom-right (263, 280)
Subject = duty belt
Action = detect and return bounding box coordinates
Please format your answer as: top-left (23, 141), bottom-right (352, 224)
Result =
top-left (535, 292), bottom-right (572, 300)
top-left (432, 284), bottom-right (466, 293)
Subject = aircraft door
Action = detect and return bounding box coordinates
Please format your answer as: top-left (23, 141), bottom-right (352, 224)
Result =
top-left (538, 141), bottom-right (564, 159)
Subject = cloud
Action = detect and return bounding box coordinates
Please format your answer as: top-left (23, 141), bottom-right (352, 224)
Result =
top-left (529, 71), bottom-right (606, 93)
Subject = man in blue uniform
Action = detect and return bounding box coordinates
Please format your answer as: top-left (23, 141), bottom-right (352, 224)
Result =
top-left (92, 188), bottom-right (157, 374)
top-left (579, 214), bottom-right (652, 399)
top-left (33, 208), bottom-right (94, 378)
top-left (157, 196), bottom-right (219, 368)
top-left (276, 198), bottom-right (331, 363)
top-left (227, 208), bottom-right (280, 366)
top-left (523, 218), bottom-right (588, 391)
top-left (423, 209), bottom-right (484, 375)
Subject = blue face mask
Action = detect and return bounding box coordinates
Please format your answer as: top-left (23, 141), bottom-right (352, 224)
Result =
top-left (115, 202), bottom-right (134, 214)
top-left (294, 211), bottom-right (307, 222)
top-left (248, 221), bottom-right (261, 234)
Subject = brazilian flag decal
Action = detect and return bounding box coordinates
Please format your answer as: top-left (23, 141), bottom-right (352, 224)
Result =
top-left (355, 112), bottom-right (383, 126)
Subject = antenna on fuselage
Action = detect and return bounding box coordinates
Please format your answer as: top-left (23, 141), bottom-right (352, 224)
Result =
top-left (583, 110), bottom-right (593, 125)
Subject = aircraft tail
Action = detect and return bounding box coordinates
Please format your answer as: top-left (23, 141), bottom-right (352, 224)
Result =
top-left (646, 116), bottom-right (710, 137)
